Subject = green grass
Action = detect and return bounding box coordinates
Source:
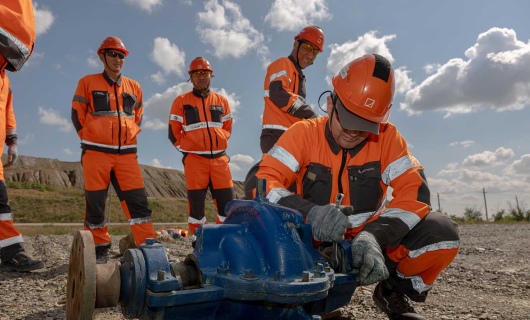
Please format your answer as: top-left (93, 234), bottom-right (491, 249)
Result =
top-left (8, 183), bottom-right (219, 235)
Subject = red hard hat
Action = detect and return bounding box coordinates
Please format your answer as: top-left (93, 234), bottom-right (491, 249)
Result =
top-left (97, 36), bottom-right (129, 56)
top-left (188, 57), bottom-right (213, 75)
top-left (294, 26), bottom-right (325, 52)
top-left (331, 54), bottom-right (395, 134)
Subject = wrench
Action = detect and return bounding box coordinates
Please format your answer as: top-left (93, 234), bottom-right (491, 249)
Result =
top-left (330, 193), bottom-right (345, 269)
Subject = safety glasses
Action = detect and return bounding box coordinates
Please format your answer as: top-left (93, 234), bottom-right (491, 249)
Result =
top-left (106, 51), bottom-right (125, 59)
top-left (192, 70), bottom-right (212, 77)
top-left (301, 42), bottom-right (319, 56)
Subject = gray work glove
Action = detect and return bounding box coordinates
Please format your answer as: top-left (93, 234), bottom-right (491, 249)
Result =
top-left (306, 204), bottom-right (350, 243)
top-left (350, 231), bottom-right (389, 285)
top-left (339, 205), bottom-right (354, 216)
top-left (4, 144), bottom-right (18, 168)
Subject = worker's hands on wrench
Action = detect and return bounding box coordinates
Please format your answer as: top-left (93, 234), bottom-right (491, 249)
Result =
top-left (350, 231), bottom-right (388, 285)
top-left (306, 204), bottom-right (351, 243)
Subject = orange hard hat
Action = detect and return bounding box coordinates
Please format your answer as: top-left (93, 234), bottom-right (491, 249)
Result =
top-left (97, 36), bottom-right (129, 56)
top-left (188, 57), bottom-right (213, 75)
top-left (331, 54), bottom-right (395, 134)
top-left (294, 26), bottom-right (325, 52)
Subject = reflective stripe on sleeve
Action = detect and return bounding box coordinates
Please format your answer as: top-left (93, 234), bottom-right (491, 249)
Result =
top-left (0, 212), bottom-right (13, 221)
top-left (379, 207), bottom-right (422, 230)
top-left (269, 70), bottom-right (288, 83)
top-left (262, 124), bottom-right (289, 131)
top-left (183, 122), bottom-right (222, 132)
top-left (268, 145), bottom-right (300, 173)
top-left (381, 155), bottom-right (417, 185)
top-left (169, 114), bottom-right (183, 122)
top-left (267, 187), bottom-right (292, 204)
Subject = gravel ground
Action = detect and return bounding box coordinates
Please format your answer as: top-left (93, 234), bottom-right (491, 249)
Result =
top-left (0, 223), bottom-right (529, 320)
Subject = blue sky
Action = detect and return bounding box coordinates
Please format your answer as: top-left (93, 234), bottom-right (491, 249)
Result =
top-left (10, 0), bottom-right (530, 217)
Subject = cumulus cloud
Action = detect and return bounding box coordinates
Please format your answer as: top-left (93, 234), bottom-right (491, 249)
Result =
top-left (505, 154), bottom-right (530, 176)
top-left (122, 0), bottom-right (162, 13)
top-left (34, 2), bottom-right (54, 35)
top-left (264, 0), bottom-right (332, 32)
top-left (151, 158), bottom-right (172, 169)
top-left (149, 38), bottom-right (186, 84)
top-left (196, 0), bottom-right (268, 62)
top-left (38, 107), bottom-right (72, 132)
top-left (229, 153), bottom-right (255, 173)
top-left (449, 140), bottom-right (475, 148)
top-left (401, 28), bottom-right (530, 116)
top-left (326, 31), bottom-right (413, 94)
top-left (62, 148), bottom-right (73, 155)
top-left (87, 55), bottom-right (100, 69)
top-left (462, 147), bottom-right (515, 167)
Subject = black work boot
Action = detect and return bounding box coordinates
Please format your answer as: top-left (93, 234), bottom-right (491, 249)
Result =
top-left (95, 247), bottom-right (110, 264)
top-left (1, 252), bottom-right (44, 272)
top-left (373, 279), bottom-right (426, 320)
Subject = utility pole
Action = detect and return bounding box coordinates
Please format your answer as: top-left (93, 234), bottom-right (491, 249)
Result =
top-left (437, 193), bottom-right (441, 212)
top-left (482, 188), bottom-right (489, 222)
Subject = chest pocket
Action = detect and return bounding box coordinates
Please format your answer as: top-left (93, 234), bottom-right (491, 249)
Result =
top-left (210, 106), bottom-right (224, 123)
top-left (91, 91), bottom-right (110, 112)
top-left (347, 162), bottom-right (383, 214)
top-left (122, 93), bottom-right (137, 115)
top-left (302, 162), bottom-right (332, 206)
top-left (183, 104), bottom-right (200, 125)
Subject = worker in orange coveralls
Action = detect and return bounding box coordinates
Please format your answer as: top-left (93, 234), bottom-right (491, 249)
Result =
top-left (246, 54), bottom-right (460, 320)
top-left (0, 0), bottom-right (45, 272)
top-left (71, 36), bottom-right (156, 264)
top-left (168, 57), bottom-right (235, 244)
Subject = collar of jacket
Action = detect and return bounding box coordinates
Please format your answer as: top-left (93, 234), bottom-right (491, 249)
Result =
top-left (192, 87), bottom-right (210, 98)
top-left (102, 71), bottom-right (122, 86)
top-left (325, 121), bottom-right (368, 157)
top-left (288, 54), bottom-right (305, 77)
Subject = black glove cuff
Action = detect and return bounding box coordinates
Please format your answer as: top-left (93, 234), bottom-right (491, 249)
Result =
top-left (6, 134), bottom-right (17, 146)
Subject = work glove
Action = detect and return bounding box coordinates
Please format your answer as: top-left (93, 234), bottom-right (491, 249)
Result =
top-left (4, 144), bottom-right (18, 168)
top-left (350, 231), bottom-right (389, 285)
top-left (306, 204), bottom-right (350, 243)
top-left (339, 205), bottom-right (354, 216)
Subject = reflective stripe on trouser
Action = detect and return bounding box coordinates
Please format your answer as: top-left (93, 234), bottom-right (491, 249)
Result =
top-left (383, 211), bottom-right (460, 302)
top-left (184, 154), bottom-right (235, 236)
top-left (82, 150), bottom-right (156, 247)
top-left (0, 180), bottom-right (24, 262)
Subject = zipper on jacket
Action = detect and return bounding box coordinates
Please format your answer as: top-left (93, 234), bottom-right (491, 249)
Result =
top-left (113, 84), bottom-right (122, 153)
top-left (201, 95), bottom-right (214, 157)
top-left (337, 149), bottom-right (347, 194)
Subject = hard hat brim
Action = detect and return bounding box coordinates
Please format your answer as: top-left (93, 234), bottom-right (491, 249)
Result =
top-left (334, 97), bottom-right (379, 135)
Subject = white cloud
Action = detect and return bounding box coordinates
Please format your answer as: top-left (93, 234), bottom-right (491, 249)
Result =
top-left (37, 106), bottom-right (72, 132)
top-left (62, 148), bottom-right (73, 155)
top-left (34, 2), bottom-right (54, 36)
top-left (231, 154), bottom-right (254, 164)
top-left (16, 133), bottom-right (33, 146)
top-left (143, 82), bottom-right (192, 130)
top-left (505, 154), bottom-right (530, 176)
top-left (122, 0), bottom-right (162, 13)
top-left (151, 158), bottom-right (172, 169)
top-left (401, 28), bottom-right (530, 116)
top-left (264, 0), bottom-right (332, 32)
top-left (150, 37), bottom-right (186, 84)
top-left (325, 31), bottom-right (413, 96)
top-left (196, 0), bottom-right (268, 61)
top-left (449, 140), bottom-right (475, 148)
top-left (462, 147), bottom-right (515, 167)
top-left (87, 55), bottom-right (100, 69)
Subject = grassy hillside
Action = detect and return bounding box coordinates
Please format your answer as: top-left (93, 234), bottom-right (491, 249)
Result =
top-left (7, 182), bottom-right (218, 235)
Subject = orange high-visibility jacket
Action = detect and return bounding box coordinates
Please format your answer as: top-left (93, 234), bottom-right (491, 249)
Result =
top-left (0, 0), bottom-right (36, 72)
top-left (168, 88), bottom-right (232, 157)
top-left (71, 72), bottom-right (144, 154)
top-left (262, 56), bottom-right (318, 132)
top-left (0, 71), bottom-right (17, 154)
top-left (256, 116), bottom-right (431, 248)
